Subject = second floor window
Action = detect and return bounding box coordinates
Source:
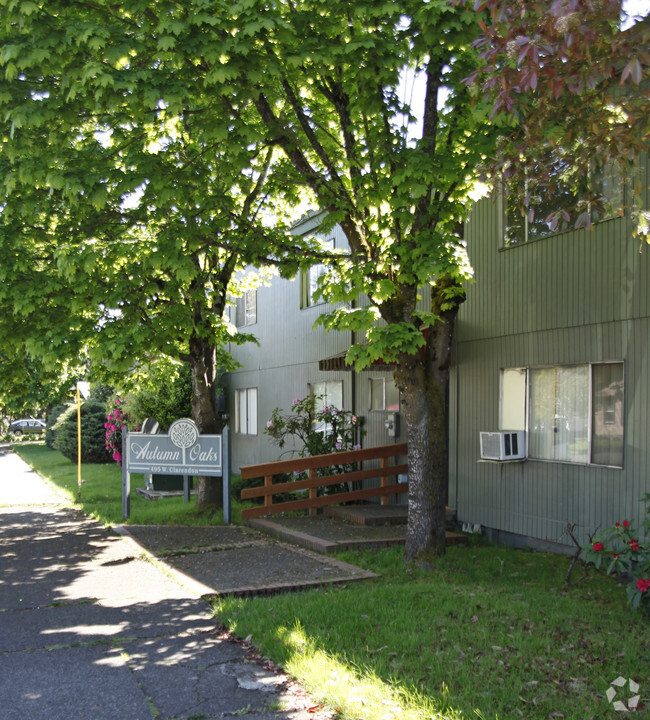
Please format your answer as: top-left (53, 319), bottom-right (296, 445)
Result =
top-left (235, 289), bottom-right (257, 327)
top-left (300, 237), bottom-right (334, 308)
top-left (501, 159), bottom-right (624, 248)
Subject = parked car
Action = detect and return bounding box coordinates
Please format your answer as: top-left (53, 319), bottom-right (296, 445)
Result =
top-left (10, 418), bottom-right (46, 435)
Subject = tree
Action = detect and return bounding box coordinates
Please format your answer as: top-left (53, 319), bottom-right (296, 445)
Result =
top-left (0, 349), bottom-right (82, 425)
top-left (206, 0), bottom-right (498, 560)
top-left (464, 0), bottom-right (650, 234)
top-left (0, 1), bottom-right (320, 507)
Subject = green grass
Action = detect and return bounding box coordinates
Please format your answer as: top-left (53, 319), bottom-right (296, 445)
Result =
top-left (213, 543), bottom-right (649, 720)
top-left (12, 443), bottom-right (248, 526)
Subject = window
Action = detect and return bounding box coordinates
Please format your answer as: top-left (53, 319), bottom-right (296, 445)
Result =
top-left (308, 380), bottom-right (343, 434)
top-left (501, 160), bottom-right (624, 247)
top-left (499, 363), bottom-right (624, 467)
top-left (369, 377), bottom-right (400, 412)
top-left (235, 290), bottom-right (257, 327)
top-left (235, 387), bottom-right (258, 435)
top-left (300, 237), bottom-right (334, 307)
top-left (500, 368), bottom-right (527, 430)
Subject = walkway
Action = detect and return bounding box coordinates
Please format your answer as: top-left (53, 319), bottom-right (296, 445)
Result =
top-left (0, 448), bottom-right (335, 720)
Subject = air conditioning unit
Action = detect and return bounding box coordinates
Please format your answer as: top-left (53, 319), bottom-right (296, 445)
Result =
top-left (480, 431), bottom-right (526, 461)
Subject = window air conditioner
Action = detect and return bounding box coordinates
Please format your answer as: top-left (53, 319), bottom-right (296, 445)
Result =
top-left (480, 431), bottom-right (526, 461)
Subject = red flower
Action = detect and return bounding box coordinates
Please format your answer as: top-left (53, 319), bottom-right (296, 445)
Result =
top-left (615, 522), bottom-right (621, 529)
top-left (613, 553), bottom-right (619, 560)
top-left (593, 542), bottom-right (604, 552)
top-left (623, 520), bottom-right (630, 530)
top-left (628, 538), bottom-right (640, 551)
top-left (636, 578), bottom-right (650, 593)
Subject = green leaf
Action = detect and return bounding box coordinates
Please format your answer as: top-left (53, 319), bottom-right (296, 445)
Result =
top-left (157, 36), bottom-right (176, 52)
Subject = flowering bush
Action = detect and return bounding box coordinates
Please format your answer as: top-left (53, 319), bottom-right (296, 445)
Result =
top-left (583, 495), bottom-right (650, 612)
top-left (105, 398), bottom-right (139, 467)
top-left (265, 395), bottom-right (362, 456)
top-left (264, 395), bottom-right (364, 495)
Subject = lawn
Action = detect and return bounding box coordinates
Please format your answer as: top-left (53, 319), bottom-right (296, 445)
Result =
top-left (12, 444), bottom-right (648, 719)
top-left (12, 443), bottom-right (246, 525)
top-left (213, 544), bottom-right (648, 719)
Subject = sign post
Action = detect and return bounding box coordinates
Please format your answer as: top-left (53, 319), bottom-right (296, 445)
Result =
top-left (121, 418), bottom-right (230, 523)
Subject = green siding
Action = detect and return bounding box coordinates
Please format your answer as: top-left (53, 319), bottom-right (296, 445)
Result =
top-left (452, 159), bottom-right (650, 547)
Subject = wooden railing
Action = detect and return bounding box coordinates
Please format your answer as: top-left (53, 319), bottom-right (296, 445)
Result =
top-left (240, 442), bottom-right (407, 520)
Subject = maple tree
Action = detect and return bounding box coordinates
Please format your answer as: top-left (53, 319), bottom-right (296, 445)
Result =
top-left (0, 1), bottom-right (316, 506)
top-left (216, 0), bottom-right (498, 559)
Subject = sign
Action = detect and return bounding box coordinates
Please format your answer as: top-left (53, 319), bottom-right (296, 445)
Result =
top-left (126, 418), bottom-right (222, 476)
top-left (121, 418), bottom-right (231, 524)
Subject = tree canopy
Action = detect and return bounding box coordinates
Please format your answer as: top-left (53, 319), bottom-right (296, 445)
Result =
top-left (206, 0), bottom-right (499, 559)
top-left (465, 0), bottom-right (650, 234)
top-left (1, 0), bottom-right (643, 558)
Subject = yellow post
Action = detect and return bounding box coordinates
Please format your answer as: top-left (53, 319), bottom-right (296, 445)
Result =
top-left (77, 384), bottom-right (82, 497)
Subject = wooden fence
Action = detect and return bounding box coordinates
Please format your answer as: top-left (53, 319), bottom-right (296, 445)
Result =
top-left (240, 442), bottom-right (408, 520)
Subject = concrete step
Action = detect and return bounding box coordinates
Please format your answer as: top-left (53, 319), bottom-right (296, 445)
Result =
top-left (325, 504), bottom-right (456, 528)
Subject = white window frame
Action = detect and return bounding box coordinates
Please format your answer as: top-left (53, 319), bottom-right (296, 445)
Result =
top-left (301, 236), bottom-right (334, 308)
top-left (499, 362), bottom-right (624, 468)
top-left (308, 380), bottom-right (343, 434)
top-left (235, 289), bottom-right (257, 327)
top-left (234, 387), bottom-right (258, 436)
top-left (369, 376), bottom-right (400, 412)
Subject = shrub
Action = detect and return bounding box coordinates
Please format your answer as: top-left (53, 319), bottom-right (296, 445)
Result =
top-left (583, 494), bottom-right (650, 613)
top-left (264, 394), bottom-right (365, 496)
top-left (121, 362), bottom-right (192, 431)
top-left (53, 400), bottom-right (112, 464)
top-left (105, 398), bottom-right (139, 466)
top-left (45, 404), bottom-right (68, 449)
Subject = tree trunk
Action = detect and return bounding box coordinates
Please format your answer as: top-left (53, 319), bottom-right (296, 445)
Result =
top-left (188, 333), bottom-right (223, 508)
top-left (394, 287), bottom-right (461, 563)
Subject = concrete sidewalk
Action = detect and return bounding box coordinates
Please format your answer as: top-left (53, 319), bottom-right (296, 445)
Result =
top-left (0, 448), bottom-right (334, 720)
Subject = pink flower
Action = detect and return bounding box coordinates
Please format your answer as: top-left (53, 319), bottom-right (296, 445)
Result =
top-left (351, 416), bottom-right (357, 424)
top-left (266, 421), bottom-right (274, 428)
top-left (353, 444), bottom-right (361, 451)
top-left (335, 441), bottom-right (342, 450)
top-left (292, 398), bottom-right (301, 406)
top-left (593, 542), bottom-right (604, 552)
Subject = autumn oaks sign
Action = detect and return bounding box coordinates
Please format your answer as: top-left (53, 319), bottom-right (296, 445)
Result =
top-left (121, 418), bottom-right (231, 522)
top-left (126, 418), bottom-right (222, 476)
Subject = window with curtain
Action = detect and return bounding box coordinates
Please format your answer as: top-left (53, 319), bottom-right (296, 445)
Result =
top-left (235, 289), bottom-right (257, 327)
top-left (500, 363), bottom-right (624, 467)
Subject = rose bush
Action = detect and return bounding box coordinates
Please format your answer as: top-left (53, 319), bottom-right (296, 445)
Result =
top-left (583, 495), bottom-right (650, 613)
top-left (105, 398), bottom-right (139, 467)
